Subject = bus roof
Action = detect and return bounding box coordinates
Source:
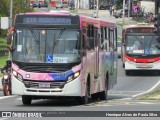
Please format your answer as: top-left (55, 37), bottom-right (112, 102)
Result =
top-left (80, 15), bottom-right (116, 28)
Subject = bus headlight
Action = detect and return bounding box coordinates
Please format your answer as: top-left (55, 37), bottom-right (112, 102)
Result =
top-left (67, 71), bottom-right (80, 83)
top-left (12, 70), bottom-right (23, 82)
top-left (17, 74), bottom-right (23, 81)
top-left (4, 75), bottom-right (8, 79)
top-left (12, 70), bottom-right (17, 77)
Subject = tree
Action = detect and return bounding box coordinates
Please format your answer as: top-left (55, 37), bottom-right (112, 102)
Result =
top-left (0, 0), bottom-right (10, 16)
top-left (115, 0), bottom-right (123, 10)
top-left (0, 0), bottom-right (33, 18)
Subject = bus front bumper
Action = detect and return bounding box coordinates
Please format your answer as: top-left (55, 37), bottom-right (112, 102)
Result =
top-left (12, 75), bottom-right (82, 97)
top-left (125, 61), bottom-right (160, 70)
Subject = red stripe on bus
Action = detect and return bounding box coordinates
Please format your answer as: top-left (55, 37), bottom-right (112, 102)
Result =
top-left (124, 54), bottom-right (160, 63)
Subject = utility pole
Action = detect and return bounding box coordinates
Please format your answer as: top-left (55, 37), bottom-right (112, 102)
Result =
top-left (10, 0), bottom-right (13, 28)
top-left (128, 0), bottom-right (131, 24)
top-left (96, 0), bottom-right (99, 18)
top-left (48, 0), bottom-right (51, 12)
top-left (122, 0), bottom-right (125, 25)
top-left (9, 0), bottom-right (13, 60)
top-left (93, 0), bottom-right (96, 18)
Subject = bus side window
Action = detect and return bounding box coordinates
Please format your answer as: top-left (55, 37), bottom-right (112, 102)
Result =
top-left (114, 28), bottom-right (117, 51)
top-left (86, 24), bottom-right (94, 50)
top-left (104, 27), bottom-right (109, 51)
top-left (106, 28), bottom-right (110, 51)
top-left (109, 28), bottom-right (114, 51)
top-left (100, 26), bottom-right (104, 50)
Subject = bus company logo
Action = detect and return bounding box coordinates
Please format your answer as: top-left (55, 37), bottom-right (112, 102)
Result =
top-left (2, 112), bottom-right (12, 117)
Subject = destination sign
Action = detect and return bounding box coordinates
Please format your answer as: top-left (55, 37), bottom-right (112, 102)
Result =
top-left (23, 17), bottom-right (71, 25)
top-left (127, 28), bottom-right (155, 33)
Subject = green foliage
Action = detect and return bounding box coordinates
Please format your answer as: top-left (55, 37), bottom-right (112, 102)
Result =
top-left (0, 55), bottom-right (8, 77)
top-left (0, 55), bottom-right (8, 68)
top-left (115, 0), bottom-right (123, 10)
top-left (0, 30), bottom-right (8, 38)
top-left (0, 0), bottom-right (10, 16)
top-left (0, 37), bottom-right (7, 51)
top-left (0, 0), bottom-right (33, 23)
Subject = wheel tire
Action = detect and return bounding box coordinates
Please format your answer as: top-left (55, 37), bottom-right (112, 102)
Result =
top-left (99, 74), bottom-right (108, 100)
top-left (3, 84), bottom-right (9, 96)
top-left (125, 70), bottom-right (130, 76)
top-left (91, 93), bottom-right (98, 100)
top-left (77, 83), bottom-right (89, 105)
top-left (123, 63), bottom-right (125, 68)
top-left (9, 82), bottom-right (12, 95)
top-left (22, 95), bottom-right (32, 105)
top-left (9, 89), bottom-right (12, 95)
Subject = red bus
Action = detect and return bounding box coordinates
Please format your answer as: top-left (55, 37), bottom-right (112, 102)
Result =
top-left (121, 23), bottom-right (160, 75)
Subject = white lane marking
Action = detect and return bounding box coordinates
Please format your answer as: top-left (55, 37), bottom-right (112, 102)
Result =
top-left (0, 96), bottom-right (15, 100)
top-left (137, 102), bottom-right (155, 105)
top-left (118, 98), bottom-right (132, 100)
top-left (109, 91), bottom-right (144, 93)
top-left (132, 80), bottom-right (160, 98)
top-left (0, 118), bottom-right (8, 120)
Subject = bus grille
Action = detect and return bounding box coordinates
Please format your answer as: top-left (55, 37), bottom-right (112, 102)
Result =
top-left (23, 80), bottom-right (66, 89)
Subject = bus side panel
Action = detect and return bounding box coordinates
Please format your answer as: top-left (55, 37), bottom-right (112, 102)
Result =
top-left (86, 51), bottom-right (98, 95)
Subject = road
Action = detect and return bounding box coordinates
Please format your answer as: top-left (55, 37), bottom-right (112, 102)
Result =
top-left (0, 59), bottom-right (160, 109)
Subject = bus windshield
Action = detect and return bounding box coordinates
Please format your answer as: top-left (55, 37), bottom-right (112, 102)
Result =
top-left (125, 34), bottom-right (160, 55)
top-left (12, 28), bottom-right (80, 63)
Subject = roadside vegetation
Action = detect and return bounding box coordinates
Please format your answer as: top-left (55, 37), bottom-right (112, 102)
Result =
top-left (0, 55), bottom-right (8, 77)
top-left (139, 90), bottom-right (160, 100)
top-left (0, 0), bottom-right (33, 77)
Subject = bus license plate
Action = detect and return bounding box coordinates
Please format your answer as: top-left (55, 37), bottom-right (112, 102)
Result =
top-left (39, 83), bottom-right (50, 88)
top-left (136, 63), bottom-right (152, 68)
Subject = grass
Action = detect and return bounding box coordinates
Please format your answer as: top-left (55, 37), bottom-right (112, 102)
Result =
top-left (139, 90), bottom-right (160, 100)
top-left (0, 55), bottom-right (8, 77)
top-left (0, 37), bottom-right (7, 51)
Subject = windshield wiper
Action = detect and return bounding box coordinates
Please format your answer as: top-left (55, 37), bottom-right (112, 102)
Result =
top-left (52, 28), bottom-right (65, 54)
top-left (30, 27), bottom-right (39, 44)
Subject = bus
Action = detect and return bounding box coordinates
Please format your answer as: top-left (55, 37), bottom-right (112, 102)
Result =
top-left (121, 23), bottom-right (160, 75)
top-left (8, 11), bottom-right (117, 105)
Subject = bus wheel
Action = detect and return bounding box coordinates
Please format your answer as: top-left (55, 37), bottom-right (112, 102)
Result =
top-left (77, 83), bottom-right (90, 105)
top-left (91, 93), bottom-right (98, 100)
top-left (123, 63), bottom-right (125, 68)
top-left (99, 74), bottom-right (108, 100)
top-left (125, 70), bottom-right (130, 75)
top-left (22, 95), bottom-right (32, 105)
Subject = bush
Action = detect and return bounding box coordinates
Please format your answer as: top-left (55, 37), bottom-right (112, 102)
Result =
top-left (0, 29), bottom-right (8, 38)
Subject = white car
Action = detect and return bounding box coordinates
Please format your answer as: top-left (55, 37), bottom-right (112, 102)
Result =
top-left (117, 41), bottom-right (121, 58)
top-left (56, 2), bottom-right (63, 9)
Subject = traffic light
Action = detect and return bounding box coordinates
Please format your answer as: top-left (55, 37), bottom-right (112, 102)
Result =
top-left (154, 14), bottom-right (160, 35)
